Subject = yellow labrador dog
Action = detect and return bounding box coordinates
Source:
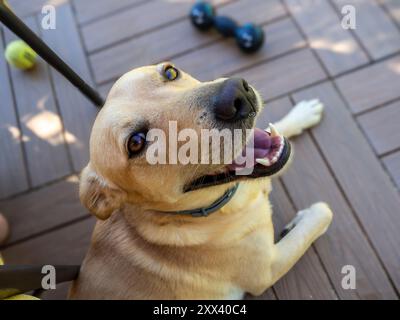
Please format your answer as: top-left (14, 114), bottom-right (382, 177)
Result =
top-left (70, 63), bottom-right (333, 299)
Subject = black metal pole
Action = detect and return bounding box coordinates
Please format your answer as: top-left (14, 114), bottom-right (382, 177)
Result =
top-left (0, 3), bottom-right (104, 107)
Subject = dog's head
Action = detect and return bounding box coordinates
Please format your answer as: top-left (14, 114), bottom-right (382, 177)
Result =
top-left (80, 63), bottom-right (290, 219)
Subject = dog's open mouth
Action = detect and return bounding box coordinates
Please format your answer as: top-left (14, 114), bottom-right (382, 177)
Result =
top-left (184, 124), bottom-right (291, 192)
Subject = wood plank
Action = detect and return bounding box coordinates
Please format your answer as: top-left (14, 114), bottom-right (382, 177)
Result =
top-left (174, 17), bottom-right (306, 82)
top-left (380, 0), bottom-right (400, 26)
top-left (292, 81), bottom-right (400, 294)
top-left (81, 0), bottom-right (233, 53)
top-left (2, 217), bottom-right (95, 265)
top-left (4, 18), bottom-right (72, 187)
top-left (332, 0), bottom-right (400, 60)
top-left (382, 151), bottom-right (400, 189)
top-left (0, 176), bottom-right (89, 245)
top-left (265, 94), bottom-right (396, 299)
top-left (358, 100), bottom-right (400, 155)
top-left (72, 0), bottom-right (144, 24)
top-left (284, 0), bottom-right (369, 76)
top-left (90, 19), bottom-right (221, 84)
top-left (98, 81), bottom-right (113, 101)
top-left (9, 0), bottom-right (144, 25)
top-left (90, 0), bottom-right (287, 84)
top-left (245, 288), bottom-right (276, 300)
top-left (335, 55), bottom-right (400, 113)
top-left (8, 0), bottom-right (50, 17)
top-left (218, 0), bottom-right (285, 25)
top-left (0, 28), bottom-right (29, 199)
top-left (41, 4), bottom-right (98, 172)
top-left (235, 49), bottom-right (327, 101)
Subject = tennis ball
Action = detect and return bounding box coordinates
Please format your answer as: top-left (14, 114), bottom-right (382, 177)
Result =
top-left (5, 40), bottom-right (37, 70)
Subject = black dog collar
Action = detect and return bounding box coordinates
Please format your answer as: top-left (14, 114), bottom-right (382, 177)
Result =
top-left (161, 184), bottom-right (239, 217)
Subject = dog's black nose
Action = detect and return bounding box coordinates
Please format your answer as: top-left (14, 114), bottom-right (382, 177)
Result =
top-left (214, 78), bottom-right (257, 122)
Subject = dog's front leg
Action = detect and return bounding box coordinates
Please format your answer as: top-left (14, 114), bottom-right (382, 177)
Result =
top-left (273, 99), bottom-right (324, 139)
top-left (270, 202), bottom-right (333, 284)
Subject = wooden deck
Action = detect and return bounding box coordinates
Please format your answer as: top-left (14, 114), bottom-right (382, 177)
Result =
top-left (1, 0), bottom-right (400, 299)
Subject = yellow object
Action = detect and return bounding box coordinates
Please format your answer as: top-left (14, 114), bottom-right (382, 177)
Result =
top-left (1, 0), bottom-right (12, 11)
top-left (4, 40), bottom-right (37, 70)
top-left (3, 0), bottom-right (11, 10)
top-left (5, 294), bottom-right (39, 300)
top-left (0, 253), bottom-right (39, 300)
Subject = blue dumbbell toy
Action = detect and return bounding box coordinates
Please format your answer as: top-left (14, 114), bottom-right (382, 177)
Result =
top-left (190, 2), bottom-right (215, 30)
top-left (189, 1), bottom-right (264, 53)
top-left (235, 23), bottom-right (264, 53)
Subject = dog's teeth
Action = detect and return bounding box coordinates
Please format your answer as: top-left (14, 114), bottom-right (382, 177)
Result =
top-left (268, 123), bottom-right (280, 137)
top-left (256, 158), bottom-right (270, 166)
top-left (279, 140), bottom-right (284, 152)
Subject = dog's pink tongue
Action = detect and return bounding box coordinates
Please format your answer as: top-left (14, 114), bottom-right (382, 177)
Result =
top-left (228, 128), bottom-right (272, 169)
top-left (253, 128), bottom-right (272, 149)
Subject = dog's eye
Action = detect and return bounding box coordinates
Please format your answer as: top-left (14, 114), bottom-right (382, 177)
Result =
top-left (164, 66), bottom-right (179, 81)
top-left (127, 132), bottom-right (146, 156)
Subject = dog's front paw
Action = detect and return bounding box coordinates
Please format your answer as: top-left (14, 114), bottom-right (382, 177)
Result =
top-left (280, 210), bottom-right (305, 239)
top-left (308, 202), bottom-right (333, 236)
top-left (279, 202), bottom-right (333, 239)
top-left (288, 99), bottom-right (324, 135)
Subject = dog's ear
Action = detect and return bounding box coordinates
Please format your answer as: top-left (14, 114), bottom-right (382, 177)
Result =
top-left (79, 164), bottom-right (126, 220)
